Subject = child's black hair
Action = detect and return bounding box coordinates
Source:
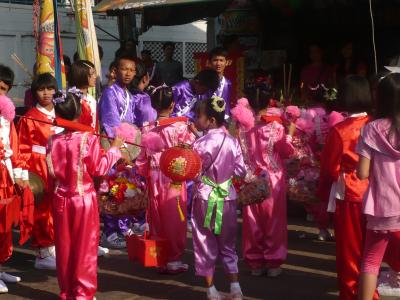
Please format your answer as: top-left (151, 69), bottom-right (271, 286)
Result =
top-left (149, 86), bottom-right (174, 112)
top-left (195, 97), bottom-right (225, 127)
top-left (0, 65), bottom-right (15, 91)
top-left (116, 54), bottom-right (136, 69)
top-left (376, 73), bottom-right (400, 130)
top-left (68, 60), bottom-right (95, 88)
top-left (31, 73), bottom-right (58, 98)
top-left (194, 69), bottom-right (220, 92)
top-left (209, 47), bottom-right (228, 61)
top-left (132, 60), bottom-right (148, 89)
top-left (336, 75), bottom-right (371, 113)
top-left (244, 78), bottom-right (273, 112)
top-left (54, 91), bottom-right (82, 121)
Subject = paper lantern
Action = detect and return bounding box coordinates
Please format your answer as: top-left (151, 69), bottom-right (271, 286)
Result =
top-left (159, 144), bottom-right (201, 183)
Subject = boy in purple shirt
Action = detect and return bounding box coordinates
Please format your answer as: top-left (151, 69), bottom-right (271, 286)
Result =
top-left (207, 47), bottom-right (233, 119)
top-left (172, 69), bottom-right (219, 120)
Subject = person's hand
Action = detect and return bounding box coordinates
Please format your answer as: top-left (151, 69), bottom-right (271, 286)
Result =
top-left (15, 178), bottom-right (29, 189)
top-left (288, 122), bottom-right (296, 136)
top-left (111, 136), bottom-right (125, 149)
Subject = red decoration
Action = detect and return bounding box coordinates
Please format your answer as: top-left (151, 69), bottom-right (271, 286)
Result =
top-left (126, 233), bottom-right (169, 267)
top-left (159, 144), bottom-right (201, 183)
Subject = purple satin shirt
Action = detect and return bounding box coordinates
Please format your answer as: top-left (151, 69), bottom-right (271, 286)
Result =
top-left (193, 128), bottom-right (246, 201)
top-left (172, 80), bottom-right (198, 120)
top-left (99, 82), bottom-right (136, 137)
top-left (132, 90), bottom-right (157, 127)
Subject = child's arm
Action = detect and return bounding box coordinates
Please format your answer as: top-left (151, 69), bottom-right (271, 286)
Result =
top-left (356, 134), bottom-right (372, 180)
top-left (86, 135), bottom-right (122, 177)
top-left (9, 122), bottom-right (29, 187)
top-left (274, 123), bottom-right (295, 159)
top-left (234, 140), bottom-right (247, 178)
top-left (16, 117), bottom-right (34, 172)
top-left (135, 147), bottom-right (149, 178)
top-left (317, 128), bottom-right (343, 201)
top-left (320, 128), bottom-right (343, 182)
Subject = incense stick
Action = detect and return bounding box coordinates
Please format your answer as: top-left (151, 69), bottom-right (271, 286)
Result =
top-left (11, 53), bottom-right (33, 79)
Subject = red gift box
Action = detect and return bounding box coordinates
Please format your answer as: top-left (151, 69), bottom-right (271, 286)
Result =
top-left (126, 232), bottom-right (169, 267)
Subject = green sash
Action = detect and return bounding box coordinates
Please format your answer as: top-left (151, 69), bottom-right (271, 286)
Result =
top-left (202, 176), bottom-right (232, 235)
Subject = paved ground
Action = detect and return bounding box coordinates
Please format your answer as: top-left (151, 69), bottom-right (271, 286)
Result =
top-left (0, 214), bottom-right (398, 300)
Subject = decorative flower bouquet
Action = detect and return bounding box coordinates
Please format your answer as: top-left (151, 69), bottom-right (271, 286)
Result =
top-left (98, 163), bottom-right (148, 216)
top-left (287, 157), bottom-right (320, 204)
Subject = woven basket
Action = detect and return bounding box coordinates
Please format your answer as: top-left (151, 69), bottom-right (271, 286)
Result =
top-left (99, 192), bottom-right (148, 216)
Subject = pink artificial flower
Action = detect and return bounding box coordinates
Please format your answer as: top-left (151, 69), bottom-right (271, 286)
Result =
top-left (295, 117), bottom-right (314, 134)
top-left (231, 102), bottom-right (255, 130)
top-left (327, 111), bottom-right (345, 128)
top-left (141, 131), bottom-right (165, 153)
top-left (114, 122), bottom-right (139, 144)
top-left (0, 95), bottom-right (15, 121)
top-left (284, 105), bottom-right (301, 122)
top-left (237, 98), bottom-right (249, 107)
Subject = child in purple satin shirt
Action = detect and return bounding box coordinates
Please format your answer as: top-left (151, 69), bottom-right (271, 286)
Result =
top-left (192, 96), bottom-right (246, 300)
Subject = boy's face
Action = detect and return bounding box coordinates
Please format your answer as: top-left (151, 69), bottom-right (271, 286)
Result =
top-left (116, 59), bottom-right (136, 86)
top-left (0, 80), bottom-right (10, 96)
top-left (36, 87), bottom-right (55, 107)
top-left (210, 55), bottom-right (227, 76)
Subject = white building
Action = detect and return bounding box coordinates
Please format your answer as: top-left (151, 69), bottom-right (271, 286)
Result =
top-left (0, 2), bottom-right (206, 104)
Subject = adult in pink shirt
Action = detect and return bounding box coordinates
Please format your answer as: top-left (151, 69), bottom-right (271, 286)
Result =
top-left (300, 44), bottom-right (334, 102)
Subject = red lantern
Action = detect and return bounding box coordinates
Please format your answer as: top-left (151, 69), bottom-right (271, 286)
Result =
top-left (159, 144), bottom-right (202, 183)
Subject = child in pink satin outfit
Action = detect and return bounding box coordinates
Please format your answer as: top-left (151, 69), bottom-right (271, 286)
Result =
top-left (239, 88), bottom-right (296, 277)
top-left (47, 91), bottom-right (123, 300)
top-left (136, 86), bottom-right (196, 274)
top-left (192, 96), bottom-right (246, 300)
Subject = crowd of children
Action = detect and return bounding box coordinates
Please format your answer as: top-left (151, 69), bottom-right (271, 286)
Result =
top-left (0, 45), bottom-right (400, 300)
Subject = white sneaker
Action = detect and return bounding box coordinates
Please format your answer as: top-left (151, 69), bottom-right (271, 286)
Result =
top-left (35, 255), bottom-right (56, 270)
top-left (207, 286), bottom-right (222, 300)
top-left (0, 280), bottom-right (8, 293)
top-left (378, 270), bottom-right (400, 297)
top-left (104, 233), bottom-right (126, 249)
top-left (0, 272), bottom-right (21, 283)
top-left (317, 229), bottom-right (333, 241)
top-left (98, 246), bottom-right (109, 257)
top-left (230, 287), bottom-right (243, 300)
top-left (267, 267), bottom-right (283, 277)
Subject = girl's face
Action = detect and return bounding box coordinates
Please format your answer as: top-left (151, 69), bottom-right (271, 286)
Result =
top-left (36, 87), bottom-right (55, 107)
top-left (195, 111), bottom-right (214, 131)
top-left (88, 67), bottom-right (97, 88)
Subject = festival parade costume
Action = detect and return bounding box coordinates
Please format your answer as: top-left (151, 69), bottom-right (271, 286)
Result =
top-left (319, 114), bottom-right (378, 300)
top-left (191, 127), bottom-right (246, 277)
top-left (0, 99), bottom-right (32, 293)
top-left (100, 82), bottom-right (137, 244)
top-left (17, 104), bottom-right (63, 267)
top-left (79, 93), bottom-right (99, 131)
top-left (241, 116), bottom-right (294, 271)
top-left (131, 89), bottom-right (157, 128)
top-left (136, 118), bottom-right (195, 268)
top-left (47, 132), bottom-right (121, 300)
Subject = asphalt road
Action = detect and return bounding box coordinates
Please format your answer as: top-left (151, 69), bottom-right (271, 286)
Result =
top-left (0, 215), bottom-right (397, 300)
